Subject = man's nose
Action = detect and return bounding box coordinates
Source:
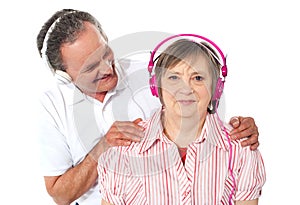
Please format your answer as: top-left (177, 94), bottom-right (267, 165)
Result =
top-left (98, 60), bottom-right (113, 73)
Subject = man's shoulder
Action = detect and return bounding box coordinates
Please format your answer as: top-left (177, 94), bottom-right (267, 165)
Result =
top-left (38, 76), bottom-right (77, 107)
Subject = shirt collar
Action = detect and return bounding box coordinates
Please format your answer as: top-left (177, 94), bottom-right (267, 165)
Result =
top-left (138, 107), bottom-right (165, 153)
top-left (138, 109), bottom-right (231, 154)
top-left (200, 113), bottom-right (231, 151)
top-left (54, 67), bottom-right (128, 106)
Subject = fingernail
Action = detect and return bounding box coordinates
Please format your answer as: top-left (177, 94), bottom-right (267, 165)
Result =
top-left (233, 121), bottom-right (239, 127)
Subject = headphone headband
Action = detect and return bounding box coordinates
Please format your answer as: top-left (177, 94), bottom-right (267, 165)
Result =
top-left (148, 34), bottom-right (227, 78)
top-left (41, 11), bottom-right (76, 70)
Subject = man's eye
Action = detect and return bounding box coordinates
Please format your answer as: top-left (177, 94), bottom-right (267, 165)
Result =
top-left (104, 59), bottom-right (113, 66)
top-left (83, 62), bottom-right (100, 73)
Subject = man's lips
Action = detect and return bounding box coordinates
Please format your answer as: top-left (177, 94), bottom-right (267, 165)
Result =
top-left (93, 74), bottom-right (113, 83)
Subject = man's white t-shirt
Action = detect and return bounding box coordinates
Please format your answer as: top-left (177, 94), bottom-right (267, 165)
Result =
top-left (37, 59), bottom-right (161, 204)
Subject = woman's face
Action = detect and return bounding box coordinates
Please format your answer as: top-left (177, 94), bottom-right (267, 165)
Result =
top-left (161, 55), bottom-right (212, 119)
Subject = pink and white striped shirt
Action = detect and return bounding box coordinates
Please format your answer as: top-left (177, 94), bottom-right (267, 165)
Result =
top-left (98, 109), bottom-right (266, 205)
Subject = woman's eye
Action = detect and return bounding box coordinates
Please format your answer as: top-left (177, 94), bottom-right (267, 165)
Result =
top-left (168, 75), bottom-right (178, 80)
top-left (194, 76), bottom-right (203, 81)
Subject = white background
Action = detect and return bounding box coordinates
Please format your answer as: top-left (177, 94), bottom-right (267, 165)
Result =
top-left (1, 0), bottom-right (299, 204)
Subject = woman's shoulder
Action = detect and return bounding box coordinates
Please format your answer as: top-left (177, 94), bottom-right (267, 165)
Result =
top-left (98, 129), bottom-right (147, 167)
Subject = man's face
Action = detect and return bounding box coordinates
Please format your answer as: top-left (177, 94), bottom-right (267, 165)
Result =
top-left (61, 22), bottom-right (118, 95)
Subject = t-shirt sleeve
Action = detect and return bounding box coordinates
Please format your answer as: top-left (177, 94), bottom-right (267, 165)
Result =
top-left (37, 93), bottom-right (72, 176)
top-left (234, 147), bottom-right (266, 201)
top-left (98, 148), bottom-right (127, 205)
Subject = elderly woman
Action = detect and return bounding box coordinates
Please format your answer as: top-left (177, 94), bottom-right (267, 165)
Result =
top-left (98, 38), bottom-right (266, 205)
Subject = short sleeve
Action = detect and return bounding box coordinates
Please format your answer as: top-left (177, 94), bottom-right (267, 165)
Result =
top-left (234, 147), bottom-right (266, 201)
top-left (37, 93), bottom-right (72, 176)
top-left (98, 148), bottom-right (127, 205)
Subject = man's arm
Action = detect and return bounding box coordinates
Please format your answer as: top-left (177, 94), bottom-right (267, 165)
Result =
top-left (44, 153), bottom-right (99, 205)
top-left (229, 116), bottom-right (259, 150)
top-left (44, 119), bottom-right (143, 205)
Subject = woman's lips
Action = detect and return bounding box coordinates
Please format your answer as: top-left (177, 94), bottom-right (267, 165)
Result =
top-left (177, 100), bottom-right (196, 105)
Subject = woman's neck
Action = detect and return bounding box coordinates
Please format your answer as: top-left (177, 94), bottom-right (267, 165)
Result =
top-left (162, 111), bottom-right (207, 148)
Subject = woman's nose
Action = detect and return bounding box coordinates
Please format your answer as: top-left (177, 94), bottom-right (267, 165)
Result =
top-left (179, 81), bottom-right (194, 95)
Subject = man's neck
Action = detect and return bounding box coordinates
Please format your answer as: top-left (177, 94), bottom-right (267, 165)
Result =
top-left (86, 92), bottom-right (107, 103)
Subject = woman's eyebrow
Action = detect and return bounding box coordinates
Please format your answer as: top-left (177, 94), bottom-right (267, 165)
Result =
top-left (166, 70), bottom-right (181, 75)
top-left (191, 71), bottom-right (202, 75)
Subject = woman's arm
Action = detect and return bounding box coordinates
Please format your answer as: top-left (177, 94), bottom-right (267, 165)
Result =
top-left (102, 200), bottom-right (114, 205)
top-left (233, 144), bottom-right (266, 204)
top-left (236, 198), bottom-right (258, 205)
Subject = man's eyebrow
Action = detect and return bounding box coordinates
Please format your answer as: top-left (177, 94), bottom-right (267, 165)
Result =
top-left (103, 45), bottom-right (112, 58)
top-left (81, 45), bottom-right (109, 72)
top-left (82, 61), bottom-right (100, 73)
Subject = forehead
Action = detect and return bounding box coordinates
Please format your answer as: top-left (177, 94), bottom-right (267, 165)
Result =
top-left (61, 22), bottom-right (108, 68)
top-left (167, 54), bottom-right (210, 73)
top-left (84, 44), bottom-right (109, 62)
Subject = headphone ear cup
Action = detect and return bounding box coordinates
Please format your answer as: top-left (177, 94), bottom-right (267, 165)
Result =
top-left (210, 78), bottom-right (224, 113)
top-left (149, 74), bottom-right (159, 97)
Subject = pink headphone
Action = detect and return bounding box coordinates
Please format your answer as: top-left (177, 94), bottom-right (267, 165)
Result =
top-left (148, 34), bottom-right (228, 113)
